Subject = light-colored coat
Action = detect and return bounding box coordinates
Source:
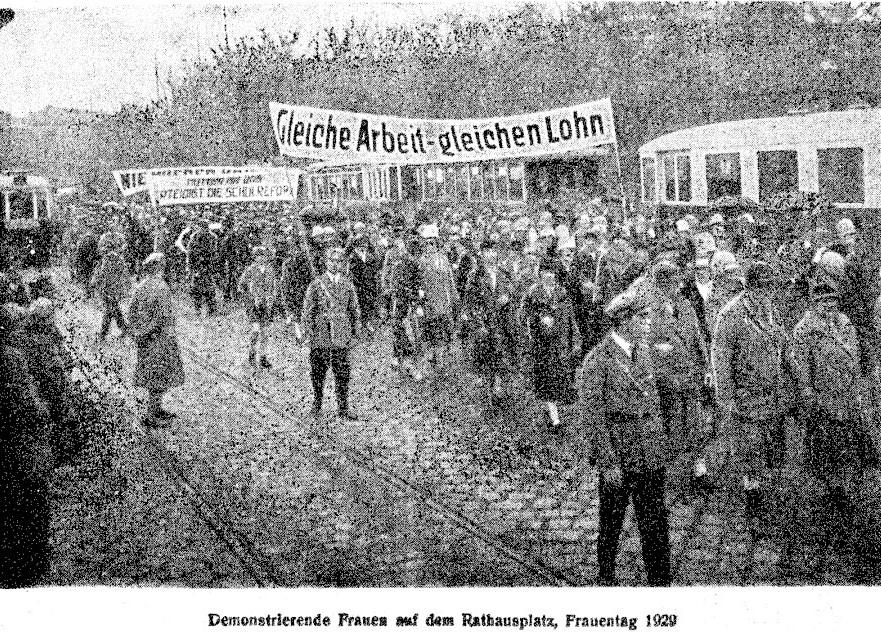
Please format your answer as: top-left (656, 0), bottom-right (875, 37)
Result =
top-left (127, 276), bottom-right (185, 393)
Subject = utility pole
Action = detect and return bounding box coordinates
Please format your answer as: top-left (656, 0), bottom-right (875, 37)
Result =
top-left (223, 5), bottom-right (229, 48)
top-left (154, 53), bottom-right (162, 101)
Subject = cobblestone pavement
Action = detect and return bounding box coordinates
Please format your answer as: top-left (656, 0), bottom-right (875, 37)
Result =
top-left (44, 269), bottom-right (862, 586)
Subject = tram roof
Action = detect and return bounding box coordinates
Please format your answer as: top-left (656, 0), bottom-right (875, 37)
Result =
top-left (638, 107), bottom-right (881, 155)
top-left (0, 173), bottom-right (51, 188)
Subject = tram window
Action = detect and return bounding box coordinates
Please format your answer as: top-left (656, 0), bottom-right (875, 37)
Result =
top-left (497, 163), bottom-right (509, 201)
top-left (641, 157), bottom-right (656, 202)
top-left (819, 147), bottom-right (864, 204)
top-left (458, 165), bottom-right (469, 202)
top-left (706, 152), bottom-right (741, 201)
top-left (661, 152), bottom-right (691, 203)
top-left (445, 166), bottom-right (456, 198)
top-left (676, 156), bottom-right (691, 201)
top-left (36, 193), bottom-right (47, 219)
top-left (8, 191), bottom-right (32, 220)
top-left (758, 150), bottom-right (798, 203)
top-left (426, 167), bottom-right (437, 198)
top-left (386, 168), bottom-right (399, 202)
top-left (509, 162), bottom-right (525, 202)
top-left (482, 163), bottom-right (496, 199)
top-left (469, 164), bottom-right (482, 200)
top-left (663, 155), bottom-right (676, 200)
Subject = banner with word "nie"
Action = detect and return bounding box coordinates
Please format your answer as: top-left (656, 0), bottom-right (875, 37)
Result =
top-left (149, 166), bottom-right (300, 206)
top-left (113, 165), bottom-right (268, 197)
top-left (269, 98), bottom-right (616, 165)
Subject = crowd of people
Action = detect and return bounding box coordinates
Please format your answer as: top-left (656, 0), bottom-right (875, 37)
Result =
top-left (4, 192), bottom-right (881, 586)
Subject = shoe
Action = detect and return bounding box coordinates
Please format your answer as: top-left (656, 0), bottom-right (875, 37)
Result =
top-left (156, 408), bottom-right (177, 420)
top-left (259, 357), bottom-right (272, 369)
top-left (339, 408), bottom-right (359, 421)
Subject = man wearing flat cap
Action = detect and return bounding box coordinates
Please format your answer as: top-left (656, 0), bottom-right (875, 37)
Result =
top-left (711, 260), bottom-right (796, 539)
top-left (790, 278), bottom-right (876, 577)
top-left (301, 245), bottom-right (362, 419)
top-left (580, 280), bottom-right (671, 586)
top-left (646, 253), bottom-right (710, 488)
top-left (348, 234), bottom-right (381, 334)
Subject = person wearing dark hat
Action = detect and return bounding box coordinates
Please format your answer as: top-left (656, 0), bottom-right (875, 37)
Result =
top-left (280, 232), bottom-right (314, 341)
top-left (220, 214), bottom-right (250, 304)
top-left (0, 300), bottom-right (52, 587)
top-left (348, 234), bottom-right (381, 334)
top-left (416, 224), bottom-right (459, 375)
top-left (580, 280), bottom-right (671, 586)
top-left (188, 217), bottom-right (220, 317)
top-left (646, 253), bottom-right (710, 492)
top-left (711, 260), bottom-right (796, 539)
top-left (382, 232), bottom-right (421, 376)
top-left (127, 252), bottom-right (185, 427)
top-left (830, 218), bottom-right (877, 377)
top-left (90, 225), bottom-right (131, 341)
top-left (790, 280), bottom-right (876, 577)
top-left (238, 245), bottom-right (279, 368)
top-left (521, 256), bottom-right (577, 430)
top-left (463, 240), bottom-right (517, 403)
top-left (301, 246), bottom-right (362, 419)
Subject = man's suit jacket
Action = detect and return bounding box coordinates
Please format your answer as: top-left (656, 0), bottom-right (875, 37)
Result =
top-left (301, 272), bottom-right (362, 349)
top-left (580, 333), bottom-right (669, 473)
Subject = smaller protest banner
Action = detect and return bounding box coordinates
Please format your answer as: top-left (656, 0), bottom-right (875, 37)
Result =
top-left (112, 169), bottom-right (150, 196)
top-left (113, 165), bottom-right (269, 197)
top-left (149, 166), bottom-right (301, 206)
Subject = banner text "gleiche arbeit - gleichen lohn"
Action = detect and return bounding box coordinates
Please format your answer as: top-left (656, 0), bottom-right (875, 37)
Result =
top-left (269, 98), bottom-right (616, 164)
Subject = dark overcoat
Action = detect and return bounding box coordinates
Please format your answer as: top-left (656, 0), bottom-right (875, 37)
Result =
top-left (521, 283), bottom-right (576, 401)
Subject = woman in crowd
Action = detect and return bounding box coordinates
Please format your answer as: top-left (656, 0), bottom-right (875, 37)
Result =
top-left (521, 257), bottom-right (577, 430)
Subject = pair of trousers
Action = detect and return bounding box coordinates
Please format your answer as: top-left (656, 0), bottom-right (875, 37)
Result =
top-left (391, 318), bottom-right (414, 359)
top-left (310, 347), bottom-right (351, 411)
top-left (597, 467), bottom-right (671, 586)
top-left (100, 297), bottom-right (128, 338)
top-left (191, 273), bottom-right (216, 314)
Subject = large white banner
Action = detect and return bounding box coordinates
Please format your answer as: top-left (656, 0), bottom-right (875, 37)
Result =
top-left (113, 165), bottom-right (267, 197)
top-left (148, 166), bottom-right (300, 206)
top-left (269, 98), bottom-right (616, 165)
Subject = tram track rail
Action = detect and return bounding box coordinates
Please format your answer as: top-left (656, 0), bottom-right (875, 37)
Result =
top-left (177, 336), bottom-right (578, 586)
top-left (50, 268), bottom-right (725, 586)
top-left (55, 308), bottom-right (279, 587)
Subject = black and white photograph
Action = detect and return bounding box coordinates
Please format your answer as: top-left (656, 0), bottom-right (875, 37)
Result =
top-left (2, 0), bottom-right (881, 628)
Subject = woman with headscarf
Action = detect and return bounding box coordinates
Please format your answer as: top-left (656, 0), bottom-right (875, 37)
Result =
top-left (127, 252), bottom-right (185, 427)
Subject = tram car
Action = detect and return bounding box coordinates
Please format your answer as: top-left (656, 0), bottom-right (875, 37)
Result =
top-left (301, 146), bottom-right (622, 220)
top-left (637, 105), bottom-right (881, 229)
top-left (0, 171), bottom-right (57, 268)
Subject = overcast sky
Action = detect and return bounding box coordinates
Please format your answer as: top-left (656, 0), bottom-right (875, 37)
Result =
top-left (0, 1), bottom-right (570, 116)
